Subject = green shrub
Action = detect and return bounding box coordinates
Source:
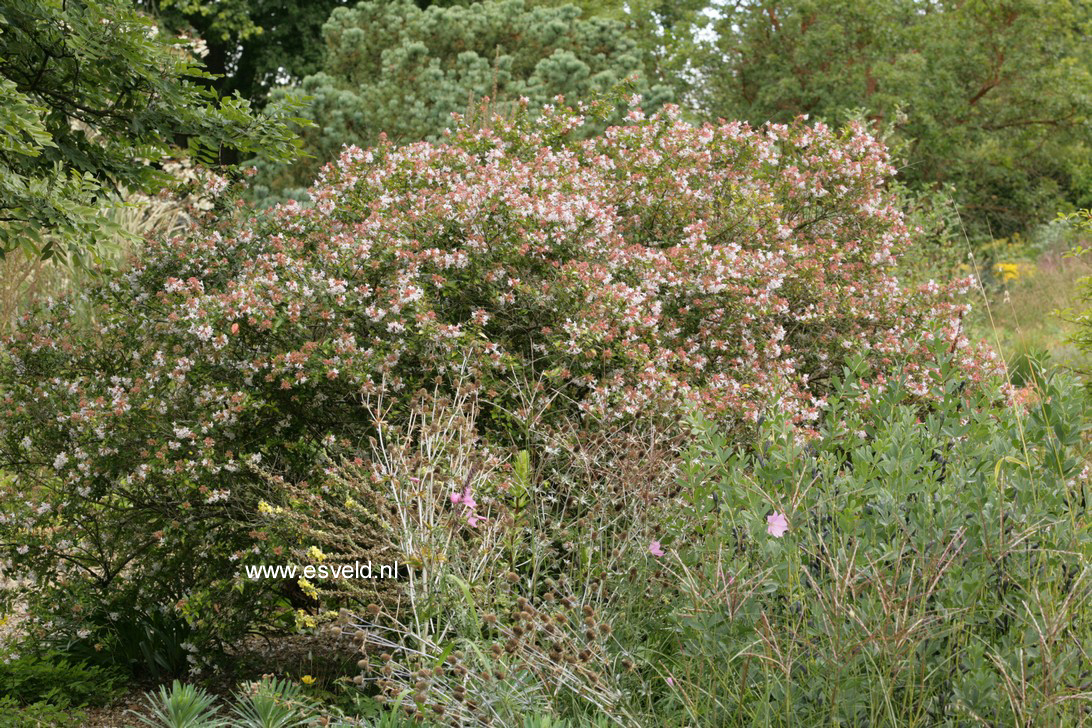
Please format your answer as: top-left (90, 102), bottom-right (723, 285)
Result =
top-left (0, 651), bottom-right (125, 707)
top-left (0, 696), bottom-right (87, 728)
top-left (0, 102), bottom-right (991, 669)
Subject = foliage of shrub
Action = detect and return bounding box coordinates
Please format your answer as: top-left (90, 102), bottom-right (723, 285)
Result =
top-left (0, 696), bottom-right (87, 728)
top-left (0, 650), bottom-right (125, 707)
top-left (0, 0), bottom-right (304, 261)
top-left (0, 101), bottom-right (995, 667)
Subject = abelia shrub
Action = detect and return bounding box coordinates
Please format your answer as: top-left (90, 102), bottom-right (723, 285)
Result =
top-left (0, 100), bottom-right (995, 661)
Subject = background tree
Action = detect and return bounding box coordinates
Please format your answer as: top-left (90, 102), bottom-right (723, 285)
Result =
top-left (699, 0), bottom-right (1092, 239)
top-left (136, 0), bottom-right (349, 105)
top-left (535, 0), bottom-right (710, 105)
top-left (0, 0), bottom-right (306, 261)
top-left (259, 0), bottom-right (673, 196)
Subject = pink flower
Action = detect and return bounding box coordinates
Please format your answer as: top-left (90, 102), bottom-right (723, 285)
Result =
top-left (459, 487), bottom-right (476, 510)
top-left (451, 487), bottom-right (481, 526)
top-left (766, 511), bottom-right (789, 538)
top-left (648, 540), bottom-right (665, 557)
top-left (665, 676), bottom-right (675, 687)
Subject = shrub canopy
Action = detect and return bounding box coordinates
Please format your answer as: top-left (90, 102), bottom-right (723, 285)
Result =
top-left (0, 102), bottom-right (994, 655)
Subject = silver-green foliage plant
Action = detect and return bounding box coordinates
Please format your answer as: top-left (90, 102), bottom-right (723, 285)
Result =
top-left (133, 680), bottom-right (226, 728)
top-left (231, 676), bottom-right (316, 728)
top-left (654, 347), bottom-right (1091, 726)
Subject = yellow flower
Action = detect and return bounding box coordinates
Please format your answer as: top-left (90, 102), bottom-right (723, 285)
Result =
top-left (994, 261), bottom-right (1035, 284)
top-left (295, 608), bottom-right (317, 629)
top-left (307, 545), bottom-right (326, 563)
top-left (300, 674), bottom-right (316, 685)
top-left (297, 578), bottom-right (319, 600)
top-left (257, 499), bottom-right (284, 515)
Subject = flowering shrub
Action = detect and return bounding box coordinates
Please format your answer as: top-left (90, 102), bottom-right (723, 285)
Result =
top-left (0, 100), bottom-right (994, 665)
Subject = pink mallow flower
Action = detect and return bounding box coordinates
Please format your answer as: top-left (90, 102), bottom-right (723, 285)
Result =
top-left (451, 487), bottom-right (482, 526)
top-left (458, 487), bottom-right (476, 510)
top-left (766, 511), bottom-right (789, 538)
top-left (648, 540), bottom-right (665, 557)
